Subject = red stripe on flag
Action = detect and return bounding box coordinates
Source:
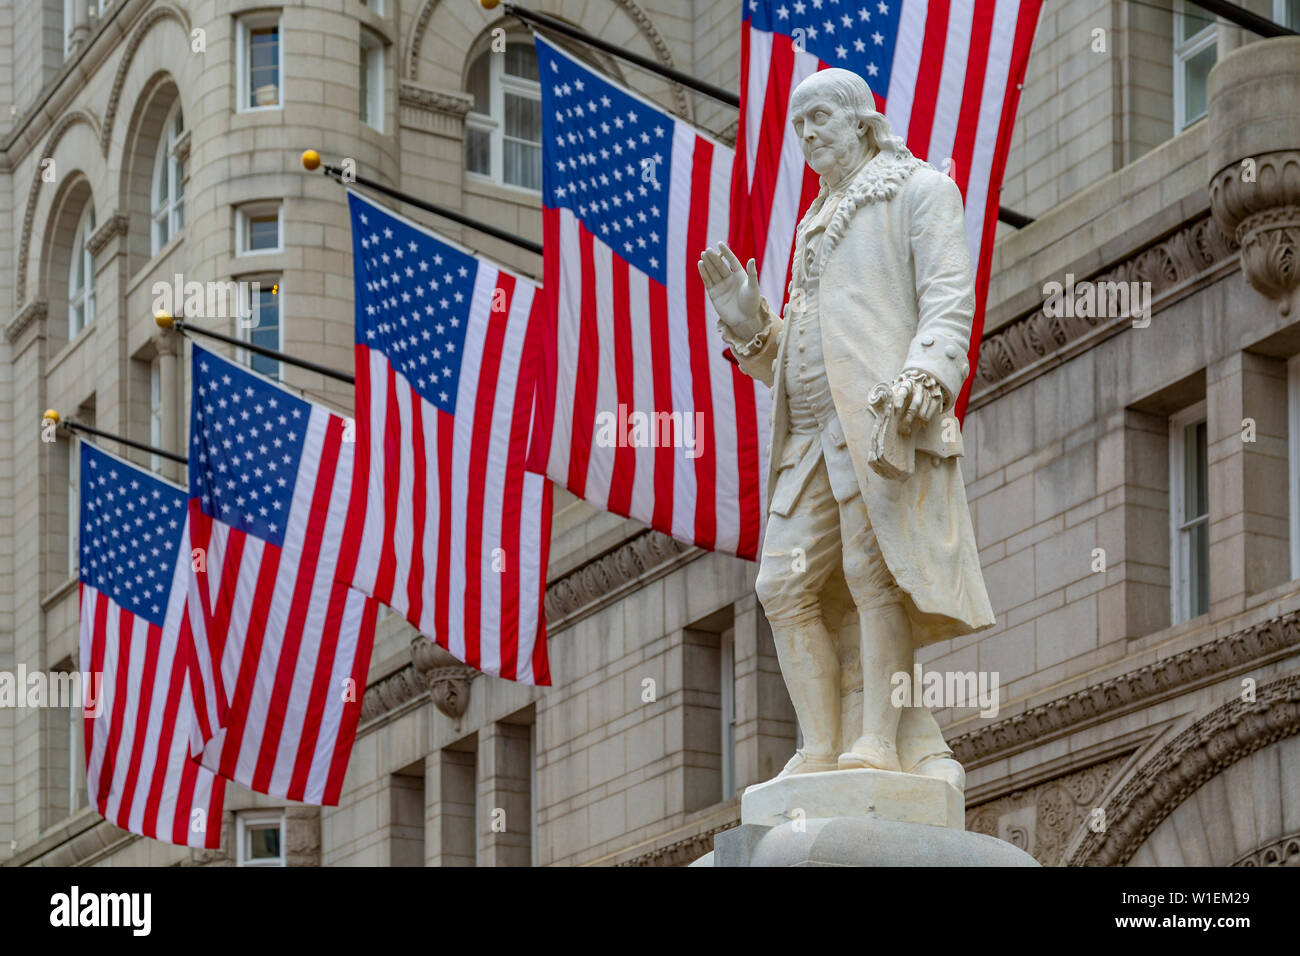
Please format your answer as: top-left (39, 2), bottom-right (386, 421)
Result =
top-left (907, 0), bottom-right (953, 160)
top-left (115, 619), bottom-right (163, 825)
top-left (337, 344), bottom-right (371, 586)
top-left (323, 596), bottom-right (378, 805)
top-left (648, 279), bottom-right (675, 535)
top-left (949, 0), bottom-right (995, 198)
top-left (250, 415), bottom-right (344, 795)
top-left (566, 228), bottom-right (601, 497)
top-left (748, 37), bottom-right (799, 277)
top-left (685, 140), bottom-right (718, 551)
top-left (463, 272), bottom-right (515, 669)
top-left (96, 605), bottom-right (134, 815)
top-left (527, 208), bottom-right (562, 477)
top-left (958, 0), bottom-right (1041, 420)
top-left (728, 25), bottom-right (754, 264)
top-left (608, 256), bottom-right (636, 517)
top-left (434, 408), bottom-right (453, 649)
top-left (406, 381), bottom-right (428, 629)
top-left (373, 368), bottom-right (402, 604)
top-left (286, 576), bottom-right (348, 802)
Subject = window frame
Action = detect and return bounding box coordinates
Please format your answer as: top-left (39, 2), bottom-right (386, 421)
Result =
top-left (1173, 0), bottom-right (1217, 134)
top-left (151, 104), bottom-right (186, 256)
top-left (464, 40), bottom-right (543, 193)
top-left (237, 13), bottom-right (284, 114)
top-left (235, 275), bottom-right (283, 382)
top-left (235, 201), bottom-right (284, 256)
top-left (1275, 0), bottom-right (1300, 30)
top-left (1169, 400), bottom-right (1210, 624)
top-left (360, 29), bottom-right (385, 132)
top-left (236, 809), bottom-right (286, 867)
top-left (68, 202), bottom-right (96, 338)
top-left (1289, 354), bottom-right (1300, 580)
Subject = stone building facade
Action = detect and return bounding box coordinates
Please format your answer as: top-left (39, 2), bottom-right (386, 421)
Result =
top-left (2, 0), bottom-right (1299, 867)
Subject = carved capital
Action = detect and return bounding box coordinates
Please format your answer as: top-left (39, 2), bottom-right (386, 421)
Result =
top-left (1209, 152), bottom-right (1300, 307)
top-left (398, 83), bottom-right (474, 118)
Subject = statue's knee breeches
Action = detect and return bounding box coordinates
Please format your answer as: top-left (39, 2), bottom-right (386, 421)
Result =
top-left (838, 494), bottom-right (904, 612)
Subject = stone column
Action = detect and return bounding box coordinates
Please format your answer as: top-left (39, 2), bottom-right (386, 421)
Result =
top-left (476, 721), bottom-right (532, 866)
top-left (1206, 352), bottom-right (1291, 617)
top-left (1207, 37), bottom-right (1300, 315)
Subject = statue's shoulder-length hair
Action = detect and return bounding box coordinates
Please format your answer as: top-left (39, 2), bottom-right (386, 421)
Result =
top-left (797, 68), bottom-right (912, 157)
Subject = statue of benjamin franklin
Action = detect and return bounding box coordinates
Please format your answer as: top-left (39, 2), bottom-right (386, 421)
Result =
top-left (699, 68), bottom-right (995, 792)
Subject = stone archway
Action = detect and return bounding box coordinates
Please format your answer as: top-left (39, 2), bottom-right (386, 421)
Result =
top-left (1062, 672), bottom-right (1300, 866)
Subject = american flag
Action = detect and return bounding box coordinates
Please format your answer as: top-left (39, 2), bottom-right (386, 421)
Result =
top-left (527, 34), bottom-right (770, 561)
top-left (343, 191), bottom-right (553, 685)
top-left (186, 344), bottom-right (379, 805)
top-left (730, 0), bottom-right (1042, 417)
top-left (78, 441), bottom-right (225, 848)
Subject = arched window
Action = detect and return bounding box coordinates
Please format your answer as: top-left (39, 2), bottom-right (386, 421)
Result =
top-left (68, 202), bottom-right (96, 337)
top-left (465, 40), bottom-right (542, 191)
top-left (152, 104), bottom-right (185, 254)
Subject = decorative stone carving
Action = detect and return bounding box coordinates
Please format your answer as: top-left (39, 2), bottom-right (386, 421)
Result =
top-left (950, 608), bottom-right (1300, 767)
top-left (543, 529), bottom-right (689, 622)
top-left (398, 83), bottom-right (474, 117)
top-left (1063, 673), bottom-right (1300, 867)
top-left (410, 637), bottom-right (477, 719)
top-left (99, 4), bottom-right (191, 158)
top-left (86, 212), bottom-right (128, 257)
top-left (1206, 36), bottom-right (1300, 311)
top-left (1233, 833), bottom-right (1300, 867)
top-left (359, 662), bottom-right (424, 724)
top-left (5, 299), bottom-right (47, 344)
top-left (973, 214), bottom-right (1238, 397)
top-left (967, 754), bottom-right (1127, 866)
top-left (618, 820), bottom-right (739, 867)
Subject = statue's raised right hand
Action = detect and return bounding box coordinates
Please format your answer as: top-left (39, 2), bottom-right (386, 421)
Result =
top-left (697, 242), bottom-right (763, 342)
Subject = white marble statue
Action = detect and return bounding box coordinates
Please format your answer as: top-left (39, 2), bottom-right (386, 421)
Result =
top-left (699, 68), bottom-right (995, 793)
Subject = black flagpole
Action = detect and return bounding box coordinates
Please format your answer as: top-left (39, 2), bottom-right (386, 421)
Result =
top-left (46, 411), bottom-right (189, 466)
top-left (156, 312), bottom-right (356, 386)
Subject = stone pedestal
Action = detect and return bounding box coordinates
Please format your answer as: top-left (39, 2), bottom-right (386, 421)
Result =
top-left (695, 816), bottom-right (1039, 867)
top-left (740, 768), bottom-right (964, 830)
top-left (693, 768), bottom-right (1039, 867)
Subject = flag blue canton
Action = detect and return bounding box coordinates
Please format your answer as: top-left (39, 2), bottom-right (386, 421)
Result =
top-left (348, 192), bottom-right (474, 415)
top-left (536, 37), bottom-right (673, 285)
top-left (79, 444), bottom-right (186, 628)
top-left (189, 345), bottom-right (309, 550)
top-left (747, 0), bottom-right (903, 88)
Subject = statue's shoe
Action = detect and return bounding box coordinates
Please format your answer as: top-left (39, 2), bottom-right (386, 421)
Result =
top-left (775, 749), bottom-right (839, 779)
top-left (837, 733), bottom-right (903, 772)
top-left (908, 753), bottom-right (966, 793)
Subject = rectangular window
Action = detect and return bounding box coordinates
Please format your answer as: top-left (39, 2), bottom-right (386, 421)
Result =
top-left (1170, 401), bottom-right (1209, 623)
top-left (720, 626), bottom-right (736, 801)
top-left (237, 278), bottom-right (282, 380)
top-left (68, 442), bottom-right (79, 580)
top-left (238, 16), bottom-right (282, 111)
top-left (1174, 0), bottom-right (1216, 133)
top-left (149, 357), bottom-right (163, 473)
top-left (360, 32), bottom-right (385, 131)
top-left (237, 810), bottom-right (286, 866)
top-left (1278, 0), bottom-right (1300, 30)
top-left (236, 202), bottom-right (282, 255)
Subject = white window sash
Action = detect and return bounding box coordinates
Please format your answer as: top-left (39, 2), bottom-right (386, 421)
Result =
top-left (1173, 1), bottom-right (1216, 133)
top-left (1169, 399), bottom-right (1208, 624)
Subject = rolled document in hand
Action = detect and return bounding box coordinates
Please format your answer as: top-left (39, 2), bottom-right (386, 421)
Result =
top-left (867, 383), bottom-right (915, 481)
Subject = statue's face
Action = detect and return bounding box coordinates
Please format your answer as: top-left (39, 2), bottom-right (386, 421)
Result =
top-left (789, 87), bottom-right (869, 182)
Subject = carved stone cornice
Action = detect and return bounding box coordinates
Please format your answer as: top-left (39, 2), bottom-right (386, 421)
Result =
top-left (544, 529), bottom-right (691, 623)
top-left (972, 214), bottom-right (1237, 399)
top-left (949, 608), bottom-right (1300, 767)
top-left (87, 212), bottom-right (128, 257)
top-left (616, 819), bottom-right (738, 867)
top-left (5, 298), bottom-right (48, 344)
top-left (398, 83), bottom-right (474, 118)
top-left (359, 661), bottom-right (424, 724)
top-left (1064, 673), bottom-right (1300, 866)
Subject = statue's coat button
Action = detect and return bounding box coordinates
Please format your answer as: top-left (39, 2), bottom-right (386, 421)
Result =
top-left (921, 334), bottom-right (935, 347)
top-left (944, 344), bottom-right (959, 359)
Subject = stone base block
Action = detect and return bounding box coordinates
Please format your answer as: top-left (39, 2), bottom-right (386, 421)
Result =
top-left (695, 817), bottom-right (1040, 867)
top-left (740, 768), bottom-right (963, 830)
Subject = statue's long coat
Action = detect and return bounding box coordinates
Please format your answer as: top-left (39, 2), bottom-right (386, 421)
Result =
top-left (725, 151), bottom-right (995, 645)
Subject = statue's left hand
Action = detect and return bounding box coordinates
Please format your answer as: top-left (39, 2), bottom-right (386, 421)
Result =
top-left (890, 369), bottom-right (945, 434)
